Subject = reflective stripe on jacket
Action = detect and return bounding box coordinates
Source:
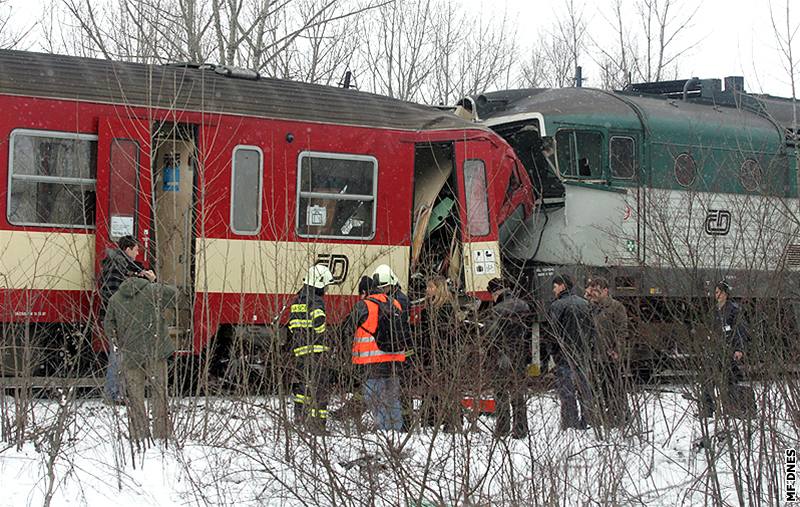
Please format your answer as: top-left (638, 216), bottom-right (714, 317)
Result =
top-left (289, 285), bottom-right (328, 357)
top-left (352, 293), bottom-right (406, 365)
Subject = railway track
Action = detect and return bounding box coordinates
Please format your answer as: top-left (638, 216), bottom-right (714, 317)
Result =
top-left (1, 364), bottom-right (797, 397)
top-left (0, 376), bottom-right (103, 390)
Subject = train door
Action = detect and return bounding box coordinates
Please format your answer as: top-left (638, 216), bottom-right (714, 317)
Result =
top-left (95, 117), bottom-right (153, 350)
top-left (455, 141), bottom-right (504, 296)
top-left (151, 123), bottom-right (197, 353)
top-left (608, 131), bottom-right (644, 265)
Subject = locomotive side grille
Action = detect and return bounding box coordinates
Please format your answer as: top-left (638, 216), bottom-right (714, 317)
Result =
top-left (784, 244), bottom-right (800, 268)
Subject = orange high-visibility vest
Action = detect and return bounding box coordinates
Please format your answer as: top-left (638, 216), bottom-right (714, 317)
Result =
top-left (352, 293), bottom-right (406, 365)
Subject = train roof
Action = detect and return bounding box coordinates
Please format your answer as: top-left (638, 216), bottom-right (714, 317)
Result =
top-left (465, 88), bottom-right (634, 121)
top-left (466, 85), bottom-right (797, 136)
top-left (0, 49), bottom-right (478, 132)
top-left (466, 86), bottom-right (787, 144)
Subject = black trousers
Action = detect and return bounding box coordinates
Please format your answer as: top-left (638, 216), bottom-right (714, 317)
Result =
top-left (292, 353), bottom-right (331, 431)
top-left (494, 357), bottom-right (529, 437)
top-left (700, 359), bottom-right (744, 416)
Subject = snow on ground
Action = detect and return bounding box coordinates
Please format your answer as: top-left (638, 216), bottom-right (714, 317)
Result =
top-left (0, 384), bottom-right (796, 506)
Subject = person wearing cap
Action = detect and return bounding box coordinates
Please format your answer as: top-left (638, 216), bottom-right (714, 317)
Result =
top-left (698, 280), bottom-right (749, 417)
top-left (289, 264), bottom-right (335, 435)
top-left (485, 277), bottom-right (531, 439)
top-left (548, 273), bottom-right (595, 430)
top-left (349, 265), bottom-right (408, 430)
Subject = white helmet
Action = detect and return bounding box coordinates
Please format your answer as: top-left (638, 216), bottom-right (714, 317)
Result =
top-left (305, 264), bottom-right (334, 289)
top-left (372, 264), bottom-right (398, 288)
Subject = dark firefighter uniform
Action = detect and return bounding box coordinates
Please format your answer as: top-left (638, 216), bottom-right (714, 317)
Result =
top-left (289, 284), bottom-right (332, 433)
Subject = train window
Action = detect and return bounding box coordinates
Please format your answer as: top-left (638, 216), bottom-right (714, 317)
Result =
top-left (464, 159), bottom-right (490, 236)
top-left (610, 136), bottom-right (636, 179)
top-left (230, 146), bottom-right (263, 235)
top-left (674, 153), bottom-right (697, 187)
top-left (739, 158), bottom-right (762, 191)
top-left (555, 130), bottom-right (603, 179)
top-left (109, 139), bottom-right (139, 238)
top-left (296, 152), bottom-right (377, 239)
top-left (7, 129), bottom-right (97, 228)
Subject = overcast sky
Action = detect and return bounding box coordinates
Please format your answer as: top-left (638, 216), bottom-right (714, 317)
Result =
top-left (457, 0), bottom-right (797, 97)
top-left (6, 0), bottom-right (798, 98)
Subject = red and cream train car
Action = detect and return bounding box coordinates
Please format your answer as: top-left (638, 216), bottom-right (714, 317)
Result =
top-left (0, 50), bottom-right (533, 370)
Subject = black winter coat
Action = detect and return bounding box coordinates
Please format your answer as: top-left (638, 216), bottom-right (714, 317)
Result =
top-left (288, 285), bottom-right (328, 351)
top-left (485, 292), bottom-right (530, 371)
top-left (714, 300), bottom-right (748, 353)
top-left (548, 289), bottom-right (595, 366)
top-left (98, 247), bottom-right (143, 316)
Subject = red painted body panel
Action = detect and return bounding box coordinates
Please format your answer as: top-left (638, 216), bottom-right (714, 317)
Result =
top-left (0, 91), bottom-right (528, 354)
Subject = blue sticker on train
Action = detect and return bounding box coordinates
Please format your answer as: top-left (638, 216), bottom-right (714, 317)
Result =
top-left (163, 166), bottom-right (180, 192)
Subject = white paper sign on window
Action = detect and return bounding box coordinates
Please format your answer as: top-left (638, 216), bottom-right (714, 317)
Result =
top-left (307, 205), bottom-right (327, 227)
top-left (110, 215), bottom-right (134, 238)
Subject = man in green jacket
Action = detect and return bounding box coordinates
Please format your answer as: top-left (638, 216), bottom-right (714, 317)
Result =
top-left (104, 276), bottom-right (177, 442)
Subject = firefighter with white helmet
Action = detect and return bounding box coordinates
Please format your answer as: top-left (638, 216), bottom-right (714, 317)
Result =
top-left (372, 264), bottom-right (398, 287)
top-left (371, 264), bottom-right (409, 321)
top-left (289, 264), bottom-right (335, 434)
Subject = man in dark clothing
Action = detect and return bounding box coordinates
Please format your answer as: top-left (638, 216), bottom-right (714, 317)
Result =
top-left (104, 276), bottom-right (177, 443)
top-left (351, 265), bottom-right (407, 430)
top-left (586, 276), bottom-right (630, 427)
top-left (97, 235), bottom-right (155, 403)
top-left (548, 274), bottom-right (595, 430)
top-left (289, 264), bottom-right (335, 434)
top-left (699, 281), bottom-right (749, 417)
top-left (485, 278), bottom-right (531, 439)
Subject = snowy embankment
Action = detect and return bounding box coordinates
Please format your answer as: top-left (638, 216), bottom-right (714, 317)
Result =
top-left (0, 385), bottom-right (796, 506)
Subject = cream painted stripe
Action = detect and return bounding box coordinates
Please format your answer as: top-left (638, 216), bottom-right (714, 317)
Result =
top-left (463, 240), bottom-right (502, 293)
top-left (195, 238), bottom-right (410, 295)
top-left (0, 230), bottom-right (95, 291)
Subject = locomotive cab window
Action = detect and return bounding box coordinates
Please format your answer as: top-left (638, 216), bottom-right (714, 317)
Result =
top-left (296, 152), bottom-right (377, 239)
top-left (230, 146), bottom-right (263, 235)
top-left (555, 130), bottom-right (603, 179)
top-left (610, 136), bottom-right (636, 179)
top-left (8, 129), bottom-right (97, 228)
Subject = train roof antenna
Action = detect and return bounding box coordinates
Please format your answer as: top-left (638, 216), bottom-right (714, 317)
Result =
top-left (339, 70), bottom-right (357, 90)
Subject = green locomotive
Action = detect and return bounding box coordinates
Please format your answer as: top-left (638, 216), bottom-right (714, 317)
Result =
top-left (459, 77), bottom-right (800, 372)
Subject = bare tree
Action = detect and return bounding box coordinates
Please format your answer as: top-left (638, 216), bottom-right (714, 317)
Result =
top-left (769, 0), bottom-right (799, 120)
top-left (422, 3), bottom-right (517, 105)
top-left (594, 0), bottom-right (700, 89)
top-left (0, 0), bottom-right (32, 49)
top-left (536, 0), bottom-right (587, 88)
top-left (48, 0), bottom-right (375, 81)
top-left (518, 46), bottom-right (547, 88)
top-left (357, 0), bottom-right (437, 101)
